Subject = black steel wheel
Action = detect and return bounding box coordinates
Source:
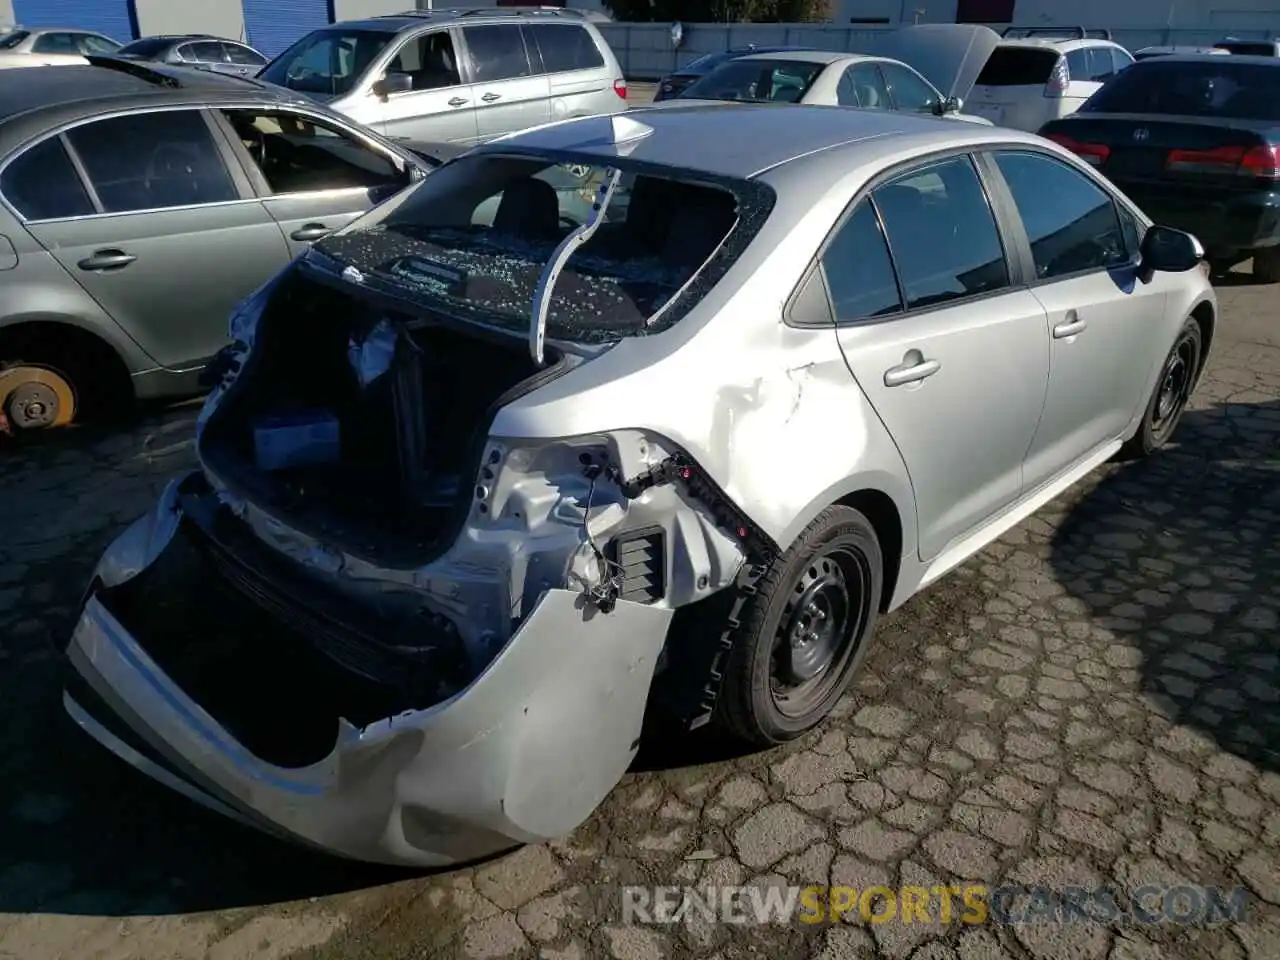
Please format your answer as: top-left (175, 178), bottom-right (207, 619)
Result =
top-left (717, 505), bottom-right (883, 746)
top-left (1120, 318), bottom-right (1202, 460)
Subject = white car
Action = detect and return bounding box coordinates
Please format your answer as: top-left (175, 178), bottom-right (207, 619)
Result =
top-left (0, 26), bottom-right (121, 68)
top-left (677, 24), bottom-right (1002, 125)
top-left (964, 26), bottom-right (1136, 131)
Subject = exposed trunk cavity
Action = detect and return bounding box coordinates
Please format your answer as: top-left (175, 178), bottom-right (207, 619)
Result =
top-left (199, 272), bottom-right (568, 565)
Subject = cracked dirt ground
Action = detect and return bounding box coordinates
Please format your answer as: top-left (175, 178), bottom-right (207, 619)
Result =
top-left (0, 272), bottom-right (1277, 960)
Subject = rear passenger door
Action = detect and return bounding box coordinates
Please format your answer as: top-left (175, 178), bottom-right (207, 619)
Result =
top-left (984, 149), bottom-right (1167, 488)
top-left (825, 155), bottom-right (1050, 561)
top-left (526, 23), bottom-right (613, 121)
top-left (18, 109), bottom-right (289, 369)
top-left (460, 23), bottom-right (551, 141)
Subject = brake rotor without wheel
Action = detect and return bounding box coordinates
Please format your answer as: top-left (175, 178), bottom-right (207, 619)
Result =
top-left (0, 365), bottom-right (76, 431)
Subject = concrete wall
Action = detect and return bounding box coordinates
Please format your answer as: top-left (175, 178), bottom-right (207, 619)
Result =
top-left (133, 0), bottom-right (247, 42)
top-left (0, 0), bottom-right (13, 29)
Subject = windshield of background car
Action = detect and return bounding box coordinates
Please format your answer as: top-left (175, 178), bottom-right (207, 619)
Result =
top-left (0, 31), bottom-right (28, 49)
top-left (1081, 59), bottom-right (1280, 120)
top-left (680, 58), bottom-right (824, 103)
top-left (681, 50), bottom-right (733, 73)
top-left (313, 154), bottom-right (772, 342)
top-left (118, 37), bottom-right (172, 58)
top-left (1215, 41), bottom-right (1275, 56)
top-left (257, 29), bottom-right (393, 96)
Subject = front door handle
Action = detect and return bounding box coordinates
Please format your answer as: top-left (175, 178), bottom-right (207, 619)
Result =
top-left (1052, 311), bottom-right (1088, 339)
top-left (480, 92), bottom-right (501, 103)
top-left (448, 96), bottom-right (468, 107)
top-left (77, 249), bottom-right (136, 271)
top-left (883, 352), bottom-right (941, 387)
top-left (290, 223), bottom-right (331, 242)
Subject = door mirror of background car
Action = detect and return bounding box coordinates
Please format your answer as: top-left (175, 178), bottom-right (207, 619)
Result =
top-left (373, 71), bottom-right (413, 100)
top-left (1139, 225), bottom-right (1204, 282)
top-left (932, 96), bottom-right (962, 115)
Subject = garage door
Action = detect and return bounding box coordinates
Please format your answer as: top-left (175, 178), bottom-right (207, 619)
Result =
top-left (12, 0), bottom-right (137, 43)
top-left (243, 0), bottom-right (334, 60)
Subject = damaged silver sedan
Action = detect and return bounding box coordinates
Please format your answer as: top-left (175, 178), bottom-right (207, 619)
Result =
top-left (64, 104), bottom-right (1215, 867)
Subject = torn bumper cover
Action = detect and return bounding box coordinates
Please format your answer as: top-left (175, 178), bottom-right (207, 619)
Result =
top-left (62, 476), bottom-right (675, 868)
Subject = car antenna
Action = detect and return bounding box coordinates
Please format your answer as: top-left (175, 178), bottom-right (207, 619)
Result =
top-left (528, 115), bottom-right (653, 366)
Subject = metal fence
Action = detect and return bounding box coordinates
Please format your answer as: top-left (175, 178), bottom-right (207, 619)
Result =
top-left (599, 22), bottom-right (1280, 80)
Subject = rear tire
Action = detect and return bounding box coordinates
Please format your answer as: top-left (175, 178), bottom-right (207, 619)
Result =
top-left (0, 328), bottom-right (128, 435)
top-left (1118, 318), bottom-right (1202, 461)
top-left (716, 505), bottom-right (883, 747)
top-left (1253, 247), bottom-right (1280, 283)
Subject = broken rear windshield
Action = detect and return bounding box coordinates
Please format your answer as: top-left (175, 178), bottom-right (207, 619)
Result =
top-left (314, 154), bottom-right (772, 342)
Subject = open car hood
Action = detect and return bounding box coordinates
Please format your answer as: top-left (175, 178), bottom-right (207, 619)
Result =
top-left (863, 23), bottom-right (1001, 101)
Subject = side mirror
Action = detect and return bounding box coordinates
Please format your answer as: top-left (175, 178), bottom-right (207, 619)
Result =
top-left (372, 71), bottom-right (413, 100)
top-left (932, 96), bottom-right (962, 115)
top-left (1138, 225), bottom-right (1204, 282)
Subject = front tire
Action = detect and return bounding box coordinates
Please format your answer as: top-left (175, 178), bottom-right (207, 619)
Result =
top-left (1119, 318), bottom-right (1202, 460)
top-left (716, 505), bottom-right (883, 747)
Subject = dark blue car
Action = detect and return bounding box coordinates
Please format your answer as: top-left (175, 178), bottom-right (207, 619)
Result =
top-left (654, 45), bottom-right (818, 100)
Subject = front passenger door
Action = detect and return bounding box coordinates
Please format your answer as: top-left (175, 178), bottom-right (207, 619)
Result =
top-left (828, 156), bottom-right (1051, 561)
top-left (987, 150), bottom-right (1167, 490)
top-left (373, 29), bottom-right (479, 144)
top-left (21, 109), bottom-right (289, 369)
top-left (217, 108), bottom-right (412, 258)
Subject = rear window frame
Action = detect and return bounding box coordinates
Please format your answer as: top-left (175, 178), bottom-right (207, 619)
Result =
top-left (975, 45), bottom-right (1061, 87)
top-left (311, 148), bottom-right (777, 344)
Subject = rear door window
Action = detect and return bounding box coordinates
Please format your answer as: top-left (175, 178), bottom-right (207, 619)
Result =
top-left (975, 47), bottom-right (1059, 86)
top-left (462, 24), bottom-right (533, 83)
top-left (65, 110), bottom-right (239, 213)
top-left (993, 151), bottom-right (1129, 279)
top-left (527, 24), bottom-right (603, 73)
top-left (1111, 47), bottom-right (1134, 73)
top-left (1, 137), bottom-right (95, 220)
top-left (31, 32), bottom-right (80, 54)
top-left (821, 199), bottom-right (902, 321)
top-left (872, 156), bottom-right (1009, 309)
top-left (188, 41), bottom-right (228, 63)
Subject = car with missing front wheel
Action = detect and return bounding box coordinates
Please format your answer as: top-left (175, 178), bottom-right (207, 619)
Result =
top-left (0, 57), bottom-right (451, 435)
top-left (64, 103), bottom-right (1215, 867)
top-left (1038, 53), bottom-right (1280, 281)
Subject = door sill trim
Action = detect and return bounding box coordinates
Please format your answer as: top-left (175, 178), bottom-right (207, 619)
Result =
top-left (917, 438), bottom-right (1121, 590)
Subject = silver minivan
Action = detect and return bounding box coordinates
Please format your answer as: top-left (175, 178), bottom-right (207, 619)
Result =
top-left (256, 8), bottom-right (627, 145)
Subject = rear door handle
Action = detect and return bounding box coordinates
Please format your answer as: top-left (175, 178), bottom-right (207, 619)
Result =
top-left (77, 250), bottom-right (136, 271)
top-left (883, 354), bottom-right (941, 387)
top-left (480, 92), bottom-right (501, 103)
top-left (290, 223), bottom-right (331, 242)
top-left (448, 96), bottom-right (468, 107)
top-left (1052, 312), bottom-right (1088, 339)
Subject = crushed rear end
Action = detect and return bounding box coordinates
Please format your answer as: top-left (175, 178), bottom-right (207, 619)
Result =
top-left (63, 141), bottom-right (767, 866)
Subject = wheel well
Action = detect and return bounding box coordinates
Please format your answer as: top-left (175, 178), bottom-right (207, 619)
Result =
top-left (836, 488), bottom-right (903, 613)
top-left (0, 321), bottom-right (133, 415)
top-left (1189, 300), bottom-right (1215, 382)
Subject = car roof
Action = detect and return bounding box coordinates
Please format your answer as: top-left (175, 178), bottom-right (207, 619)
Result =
top-left (326, 12), bottom-right (600, 34)
top-left (735, 49), bottom-right (850, 65)
top-left (0, 62), bottom-right (312, 145)
top-left (474, 101), bottom-right (1023, 181)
